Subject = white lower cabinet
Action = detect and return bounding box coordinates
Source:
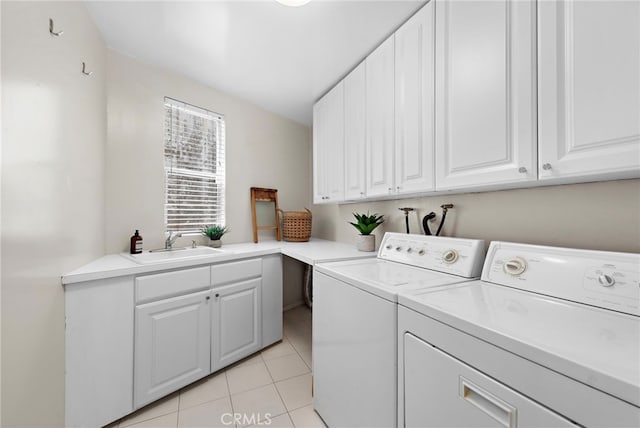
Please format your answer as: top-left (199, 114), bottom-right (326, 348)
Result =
top-left (65, 255), bottom-right (282, 428)
top-left (134, 289), bottom-right (211, 408)
top-left (211, 278), bottom-right (262, 371)
top-left (403, 333), bottom-right (574, 428)
top-left (65, 276), bottom-right (134, 428)
top-left (261, 254), bottom-right (283, 347)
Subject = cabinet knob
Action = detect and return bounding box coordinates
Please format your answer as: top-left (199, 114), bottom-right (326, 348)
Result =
top-left (518, 167), bottom-right (527, 173)
top-left (215, 293), bottom-right (219, 298)
top-left (542, 163), bottom-right (552, 171)
top-left (396, 186), bottom-right (400, 192)
top-left (206, 296), bottom-right (210, 300)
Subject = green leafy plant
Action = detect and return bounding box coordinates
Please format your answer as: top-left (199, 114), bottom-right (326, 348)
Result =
top-left (349, 212), bottom-right (384, 235)
top-left (201, 225), bottom-right (228, 240)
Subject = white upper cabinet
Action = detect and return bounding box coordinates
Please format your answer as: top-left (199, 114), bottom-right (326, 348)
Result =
top-left (395, 2), bottom-right (435, 194)
top-left (538, 0), bottom-right (640, 181)
top-left (344, 63), bottom-right (367, 200)
top-left (366, 36), bottom-right (396, 198)
top-left (435, 0), bottom-right (537, 191)
top-left (313, 82), bottom-right (345, 204)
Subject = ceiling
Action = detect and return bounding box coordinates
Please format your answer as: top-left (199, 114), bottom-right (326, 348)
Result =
top-left (86, 0), bottom-right (427, 126)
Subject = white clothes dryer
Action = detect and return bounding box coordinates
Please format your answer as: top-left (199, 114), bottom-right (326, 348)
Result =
top-left (398, 241), bottom-right (640, 428)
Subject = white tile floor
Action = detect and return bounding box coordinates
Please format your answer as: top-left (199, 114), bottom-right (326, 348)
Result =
top-left (107, 306), bottom-right (325, 428)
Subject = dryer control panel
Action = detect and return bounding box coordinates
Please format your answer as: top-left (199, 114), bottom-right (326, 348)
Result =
top-left (378, 233), bottom-right (485, 278)
top-left (483, 242), bottom-right (640, 316)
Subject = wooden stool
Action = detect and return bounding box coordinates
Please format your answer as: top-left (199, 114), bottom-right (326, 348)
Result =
top-left (250, 187), bottom-right (282, 243)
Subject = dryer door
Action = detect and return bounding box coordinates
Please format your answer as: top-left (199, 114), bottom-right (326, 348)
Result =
top-left (403, 333), bottom-right (574, 428)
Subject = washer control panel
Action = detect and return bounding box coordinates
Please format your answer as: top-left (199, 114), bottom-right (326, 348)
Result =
top-left (378, 233), bottom-right (485, 278)
top-left (483, 242), bottom-right (640, 316)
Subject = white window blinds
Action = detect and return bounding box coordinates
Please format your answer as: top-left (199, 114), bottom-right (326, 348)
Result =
top-left (164, 97), bottom-right (225, 233)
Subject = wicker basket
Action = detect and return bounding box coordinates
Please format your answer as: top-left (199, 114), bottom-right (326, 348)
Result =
top-left (278, 208), bottom-right (312, 242)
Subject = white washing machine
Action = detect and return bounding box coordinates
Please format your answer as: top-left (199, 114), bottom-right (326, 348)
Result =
top-left (398, 241), bottom-right (640, 428)
top-left (313, 232), bottom-right (485, 428)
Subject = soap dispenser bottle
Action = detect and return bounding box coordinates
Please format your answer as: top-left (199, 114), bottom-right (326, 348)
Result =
top-left (130, 230), bottom-right (143, 254)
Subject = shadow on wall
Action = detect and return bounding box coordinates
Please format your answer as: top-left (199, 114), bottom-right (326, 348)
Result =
top-left (312, 179), bottom-right (640, 253)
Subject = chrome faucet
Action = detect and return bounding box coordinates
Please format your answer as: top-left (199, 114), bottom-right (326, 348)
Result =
top-left (165, 232), bottom-right (182, 250)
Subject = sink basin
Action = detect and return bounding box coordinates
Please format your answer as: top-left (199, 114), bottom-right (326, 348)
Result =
top-left (122, 246), bottom-right (229, 265)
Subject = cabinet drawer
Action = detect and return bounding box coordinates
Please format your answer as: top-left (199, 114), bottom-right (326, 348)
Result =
top-left (136, 266), bottom-right (210, 303)
top-left (212, 258), bottom-right (262, 287)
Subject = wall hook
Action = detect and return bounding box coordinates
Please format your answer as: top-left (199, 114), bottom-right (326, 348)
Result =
top-left (49, 18), bottom-right (63, 37)
top-left (81, 62), bottom-right (93, 76)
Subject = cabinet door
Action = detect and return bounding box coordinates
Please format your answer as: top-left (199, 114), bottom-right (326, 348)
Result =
top-left (538, 0), bottom-right (640, 181)
top-left (435, 0), bottom-right (537, 190)
top-left (403, 333), bottom-right (575, 428)
top-left (313, 82), bottom-right (345, 204)
top-left (134, 290), bottom-right (211, 409)
top-left (212, 278), bottom-right (262, 371)
top-left (366, 36), bottom-right (396, 197)
top-left (395, 2), bottom-right (435, 195)
top-left (344, 62), bottom-right (367, 200)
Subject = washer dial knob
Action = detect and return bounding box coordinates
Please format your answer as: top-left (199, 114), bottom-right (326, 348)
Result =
top-left (442, 249), bottom-right (459, 264)
top-left (504, 257), bottom-right (527, 275)
top-left (598, 274), bottom-right (615, 287)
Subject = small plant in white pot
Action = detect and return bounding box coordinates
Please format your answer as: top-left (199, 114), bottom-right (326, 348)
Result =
top-left (201, 225), bottom-right (228, 248)
top-left (349, 212), bottom-right (384, 252)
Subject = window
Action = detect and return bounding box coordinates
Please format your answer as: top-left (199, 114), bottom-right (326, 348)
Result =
top-left (164, 97), bottom-right (225, 234)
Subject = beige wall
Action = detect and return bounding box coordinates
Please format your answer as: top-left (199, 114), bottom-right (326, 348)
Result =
top-left (1, 2), bottom-right (107, 426)
top-left (311, 179), bottom-right (640, 253)
top-left (105, 50), bottom-right (312, 253)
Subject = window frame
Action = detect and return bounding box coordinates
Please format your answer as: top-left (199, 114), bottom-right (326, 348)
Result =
top-left (163, 97), bottom-right (225, 235)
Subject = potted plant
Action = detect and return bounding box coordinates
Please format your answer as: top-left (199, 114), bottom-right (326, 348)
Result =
top-left (349, 212), bottom-right (384, 252)
top-left (201, 225), bottom-right (228, 248)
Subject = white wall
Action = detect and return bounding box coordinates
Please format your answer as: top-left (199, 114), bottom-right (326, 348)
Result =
top-left (311, 179), bottom-right (640, 254)
top-left (105, 50), bottom-right (312, 253)
top-left (1, 2), bottom-right (106, 426)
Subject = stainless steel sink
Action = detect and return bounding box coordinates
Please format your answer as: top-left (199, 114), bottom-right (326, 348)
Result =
top-left (122, 246), bottom-right (229, 265)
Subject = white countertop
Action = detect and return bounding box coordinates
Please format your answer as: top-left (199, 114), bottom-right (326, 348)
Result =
top-left (62, 238), bottom-right (375, 285)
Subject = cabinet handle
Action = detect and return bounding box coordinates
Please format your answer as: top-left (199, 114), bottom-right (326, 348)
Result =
top-left (459, 377), bottom-right (516, 428)
top-left (542, 163), bottom-right (552, 171)
top-left (518, 167), bottom-right (527, 173)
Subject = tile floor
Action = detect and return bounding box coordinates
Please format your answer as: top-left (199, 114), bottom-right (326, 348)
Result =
top-left (107, 306), bottom-right (325, 428)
